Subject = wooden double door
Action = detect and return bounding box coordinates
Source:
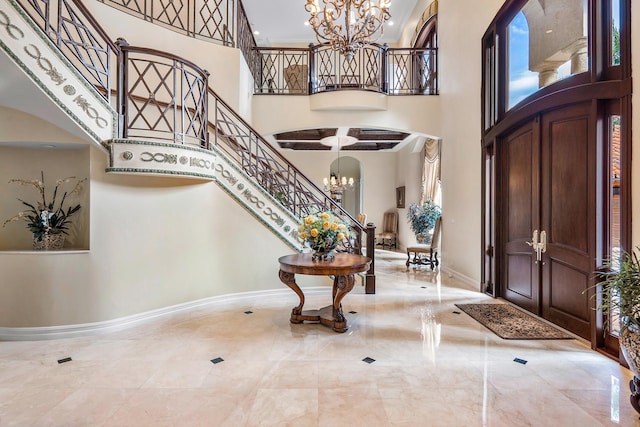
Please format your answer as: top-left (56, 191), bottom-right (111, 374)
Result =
top-left (502, 103), bottom-right (595, 340)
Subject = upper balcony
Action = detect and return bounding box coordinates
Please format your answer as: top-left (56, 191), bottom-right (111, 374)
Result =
top-left (250, 43), bottom-right (438, 97)
top-left (94, 0), bottom-right (438, 98)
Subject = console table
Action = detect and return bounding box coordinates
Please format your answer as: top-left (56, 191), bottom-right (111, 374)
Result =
top-left (278, 253), bottom-right (371, 332)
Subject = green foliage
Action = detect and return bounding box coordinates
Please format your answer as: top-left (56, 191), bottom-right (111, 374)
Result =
top-left (406, 200), bottom-right (441, 236)
top-left (594, 248), bottom-right (640, 335)
top-left (612, 23), bottom-right (621, 66)
top-left (3, 171), bottom-right (86, 240)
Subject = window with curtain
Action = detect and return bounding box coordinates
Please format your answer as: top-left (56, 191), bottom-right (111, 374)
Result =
top-left (421, 138), bottom-right (441, 206)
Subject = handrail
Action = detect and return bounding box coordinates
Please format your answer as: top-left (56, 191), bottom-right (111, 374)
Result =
top-left (97, 0), bottom-right (231, 44)
top-left (18, 0), bottom-right (118, 100)
top-left (236, 0), bottom-right (258, 71)
top-left (207, 86), bottom-right (365, 233)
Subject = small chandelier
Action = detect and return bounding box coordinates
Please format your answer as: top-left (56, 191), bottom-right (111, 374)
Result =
top-left (322, 135), bottom-right (356, 200)
top-left (305, 0), bottom-right (392, 60)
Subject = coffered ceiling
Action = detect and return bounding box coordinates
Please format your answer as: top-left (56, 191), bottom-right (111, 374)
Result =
top-left (274, 127), bottom-right (411, 151)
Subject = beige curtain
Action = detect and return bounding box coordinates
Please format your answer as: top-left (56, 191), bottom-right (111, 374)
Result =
top-left (421, 138), bottom-right (441, 204)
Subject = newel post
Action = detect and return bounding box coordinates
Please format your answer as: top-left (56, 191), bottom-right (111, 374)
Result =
top-left (115, 38), bottom-right (129, 138)
top-left (308, 43), bottom-right (315, 94)
top-left (366, 222), bottom-right (376, 294)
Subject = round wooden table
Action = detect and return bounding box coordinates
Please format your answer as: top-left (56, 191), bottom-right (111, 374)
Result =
top-left (278, 253), bottom-right (371, 332)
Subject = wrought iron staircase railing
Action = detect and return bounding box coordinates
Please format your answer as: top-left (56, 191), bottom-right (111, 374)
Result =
top-left (20, 0), bottom-right (117, 100)
top-left (9, 0), bottom-right (377, 292)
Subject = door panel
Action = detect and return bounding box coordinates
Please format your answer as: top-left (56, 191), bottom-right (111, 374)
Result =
top-left (547, 117), bottom-right (590, 255)
top-left (501, 103), bottom-right (594, 340)
top-left (546, 260), bottom-right (590, 324)
top-left (503, 121), bottom-right (539, 313)
top-left (541, 104), bottom-right (593, 339)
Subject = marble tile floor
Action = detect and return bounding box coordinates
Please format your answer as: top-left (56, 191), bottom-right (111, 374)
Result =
top-left (1, 250), bottom-right (639, 426)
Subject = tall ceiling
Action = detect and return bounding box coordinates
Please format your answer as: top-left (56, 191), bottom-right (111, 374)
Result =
top-left (241, 0), bottom-right (421, 46)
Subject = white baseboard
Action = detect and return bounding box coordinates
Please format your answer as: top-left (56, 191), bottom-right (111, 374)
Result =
top-left (440, 266), bottom-right (480, 291)
top-left (0, 287), bottom-right (327, 341)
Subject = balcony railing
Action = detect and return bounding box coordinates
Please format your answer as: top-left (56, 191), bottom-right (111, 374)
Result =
top-left (97, 0), bottom-right (257, 69)
top-left (79, 0), bottom-right (437, 97)
top-left (116, 40), bottom-right (210, 147)
top-left (253, 44), bottom-right (438, 96)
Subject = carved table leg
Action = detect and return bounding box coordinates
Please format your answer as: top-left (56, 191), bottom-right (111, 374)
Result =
top-left (332, 274), bottom-right (355, 323)
top-left (279, 270), bottom-right (304, 322)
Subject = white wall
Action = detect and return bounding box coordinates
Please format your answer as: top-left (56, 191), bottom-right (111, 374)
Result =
top-left (397, 0), bottom-right (435, 47)
top-left (0, 110), bottom-right (326, 327)
top-left (395, 139), bottom-right (426, 249)
top-left (283, 150), bottom-right (398, 233)
top-left (437, 0), bottom-right (504, 284)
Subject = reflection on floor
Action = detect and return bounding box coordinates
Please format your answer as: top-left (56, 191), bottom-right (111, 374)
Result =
top-left (0, 250), bottom-right (638, 426)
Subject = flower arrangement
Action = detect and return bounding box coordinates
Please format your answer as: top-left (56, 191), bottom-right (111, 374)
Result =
top-left (407, 199), bottom-right (441, 237)
top-left (297, 211), bottom-right (350, 260)
top-left (3, 171), bottom-right (86, 241)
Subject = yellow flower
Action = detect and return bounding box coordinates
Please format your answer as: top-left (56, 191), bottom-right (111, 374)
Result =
top-left (310, 229), bottom-right (319, 237)
top-left (337, 232), bottom-right (345, 240)
top-left (321, 212), bottom-right (330, 220)
top-left (304, 215), bottom-right (315, 224)
top-left (330, 222), bottom-right (338, 231)
top-left (338, 223), bottom-right (346, 230)
top-left (300, 232), bottom-right (307, 239)
top-left (322, 221), bottom-right (330, 230)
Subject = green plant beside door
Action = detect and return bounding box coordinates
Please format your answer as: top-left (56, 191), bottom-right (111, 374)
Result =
top-left (592, 247), bottom-right (640, 407)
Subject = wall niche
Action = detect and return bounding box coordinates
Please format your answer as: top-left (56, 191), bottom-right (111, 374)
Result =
top-left (0, 145), bottom-right (90, 251)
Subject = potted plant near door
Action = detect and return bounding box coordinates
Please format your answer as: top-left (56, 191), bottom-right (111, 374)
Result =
top-left (595, 248), bottom-right (640, 411)
top-left (406, 199), bottom-right (441, 244)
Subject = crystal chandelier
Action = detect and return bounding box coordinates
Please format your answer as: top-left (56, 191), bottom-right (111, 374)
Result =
top-left (322, 135), bottom-right (356, 200)
top-left (305, 0), bottom-right (392, 60)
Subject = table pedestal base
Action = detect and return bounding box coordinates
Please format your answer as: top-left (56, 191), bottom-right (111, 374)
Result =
top-left (279, 269), bottom-right (355, 333)
top-left (278, 254), bottom-right (371, 334)
top-left (291, 305), bottom-right (348, 333)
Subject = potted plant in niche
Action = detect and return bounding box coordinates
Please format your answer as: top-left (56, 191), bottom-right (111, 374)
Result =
top-left (406, 199), bottom-right (441, 244)
top-left (593, 248), bottom-right (640, 406)
top-left (2, 171), bottom-right (86, 250)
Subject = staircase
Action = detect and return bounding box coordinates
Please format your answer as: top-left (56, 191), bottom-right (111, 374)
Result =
top-left (0, 0), bottom-right (376, 292)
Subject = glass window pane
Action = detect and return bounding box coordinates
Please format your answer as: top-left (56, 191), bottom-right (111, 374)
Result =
top-left (612, 0), bottom-right (621, 66)
top-left (507, 12), bottom-right (538, 109)
top-left (507, 0), bottom-right (589, 110)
